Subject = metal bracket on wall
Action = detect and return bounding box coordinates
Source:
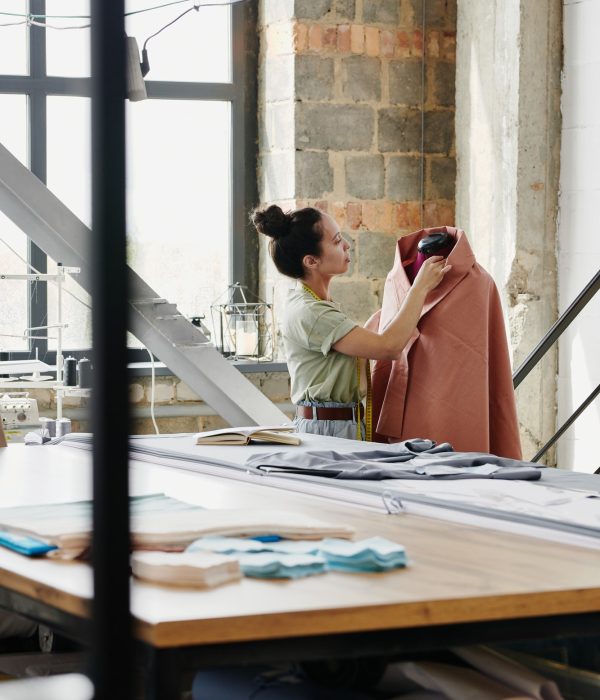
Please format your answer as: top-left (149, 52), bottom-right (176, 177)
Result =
top-left (0, 142), bottom-right (288, 427)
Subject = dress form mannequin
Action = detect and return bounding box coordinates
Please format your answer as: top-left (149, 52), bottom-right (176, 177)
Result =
top-left (405, 232), bottom-right (455, 283)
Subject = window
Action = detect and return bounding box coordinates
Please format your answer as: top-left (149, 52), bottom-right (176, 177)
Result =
top-left (0, 0), bottom-right (257, 361)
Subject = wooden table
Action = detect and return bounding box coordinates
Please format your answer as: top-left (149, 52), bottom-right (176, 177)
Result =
top-left (0, 443), bottom-right (599, 699)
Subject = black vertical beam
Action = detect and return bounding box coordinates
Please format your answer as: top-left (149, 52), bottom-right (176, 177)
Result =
top-left (231, 0), bottom-right (258, 291)
top-left (90, 2), bottom-right (132, 699)
top-left (28, 0), bottom-right (48, 359)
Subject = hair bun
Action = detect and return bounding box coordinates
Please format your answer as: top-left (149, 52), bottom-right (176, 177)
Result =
top-left (251, 204), bottom-right (291, 240)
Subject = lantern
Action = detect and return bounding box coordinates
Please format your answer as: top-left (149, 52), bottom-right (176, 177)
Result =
top-left (210, 283), bottom-right (274, 361)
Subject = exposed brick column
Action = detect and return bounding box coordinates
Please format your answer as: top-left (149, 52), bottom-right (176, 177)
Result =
top-left (258, 0), bottom-right (457, 334)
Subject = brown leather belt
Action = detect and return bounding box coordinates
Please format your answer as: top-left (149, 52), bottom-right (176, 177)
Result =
top-left (296, 405), bottom-right (355, 421)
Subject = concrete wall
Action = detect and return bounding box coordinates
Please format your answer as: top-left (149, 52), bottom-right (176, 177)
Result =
top-left (556, 0), bottom-right (600, 473)
top-left (258, 0), bottom-right (458, 336)
top-left (456, 0), bottom-right (562, 463)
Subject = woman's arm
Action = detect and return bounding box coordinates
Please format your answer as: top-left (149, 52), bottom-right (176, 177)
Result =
top-left (332, 256), bottom-right (450, 360)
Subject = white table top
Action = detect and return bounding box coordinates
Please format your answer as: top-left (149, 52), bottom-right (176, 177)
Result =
top-left (0, 442), bottom-right (599, 649)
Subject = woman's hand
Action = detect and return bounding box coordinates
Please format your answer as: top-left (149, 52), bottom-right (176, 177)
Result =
top-left (412, 255), bottom-right (451, 296)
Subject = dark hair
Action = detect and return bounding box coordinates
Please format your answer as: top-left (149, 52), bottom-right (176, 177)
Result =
top-left (250, 204), bottom-right (324, 279)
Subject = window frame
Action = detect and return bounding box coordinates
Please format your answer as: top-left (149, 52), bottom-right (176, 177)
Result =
top-left (0, 0), bottom-right (257, 364)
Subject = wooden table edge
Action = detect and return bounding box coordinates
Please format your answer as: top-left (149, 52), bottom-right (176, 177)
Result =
top-left (134, 588), bottom-right (600, 647)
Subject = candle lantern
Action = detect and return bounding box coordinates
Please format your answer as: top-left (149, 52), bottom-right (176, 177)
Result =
top-left (210, 283), bottom-right (274, 361)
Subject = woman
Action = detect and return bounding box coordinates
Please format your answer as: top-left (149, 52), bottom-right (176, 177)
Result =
top-left (251, 204), bottom-right (450, 440)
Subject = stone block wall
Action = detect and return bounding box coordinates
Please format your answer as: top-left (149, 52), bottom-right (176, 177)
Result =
top-left (258, 0), bottom-right (457, 334)
top-left (21, 371), bottom-right (294, 436)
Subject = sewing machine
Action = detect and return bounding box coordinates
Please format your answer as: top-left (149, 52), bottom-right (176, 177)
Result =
top-left (0, 392), bottom-right (40, 442)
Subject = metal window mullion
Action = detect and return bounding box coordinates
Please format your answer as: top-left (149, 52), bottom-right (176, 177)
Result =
top-left (230, 0), bottom-right (258, 291)
top-left (0, 76), bottom-right (91, 96)
top-left (0, 77), bottom-right (231, 99)
top-left (28, 0), bottom-right (48, 360)
top-left (29, 0), bottom-right (46, 77)
top-left (145, 80), bottom-right (235, 100)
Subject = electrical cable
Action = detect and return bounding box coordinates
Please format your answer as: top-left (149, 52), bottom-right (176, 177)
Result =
top-left (126, 0), bottom-right (192, 17)
top-left (0, 1), bottom-right (188, 20)
top-left (30, 19), bottom-right (91, 30)
top-left (141, 3), bottom-right (198, 74)
top-left (140, 1), bottom-right (247, 75)
top-left (143, 4), bottom-right (197, 51)
top-left (0, 0), bottom-right (246, 21)
top-left (147, 348), bottom-right (160, 434)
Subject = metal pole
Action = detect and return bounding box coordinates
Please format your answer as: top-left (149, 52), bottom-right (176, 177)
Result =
top-left (56, 265), bottom-right (63, 420)
top-left (90, 2), bottom-right (132, 699)
top-left (513, 269), bottom-right (600, 389)
top-left (28, 0), bottom-right (49, 363)
top-left (531, 383), bottom-right (600, 463)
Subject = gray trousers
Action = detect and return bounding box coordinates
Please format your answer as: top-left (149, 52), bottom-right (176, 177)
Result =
top-left (294, 401), bottom-right (365, 441)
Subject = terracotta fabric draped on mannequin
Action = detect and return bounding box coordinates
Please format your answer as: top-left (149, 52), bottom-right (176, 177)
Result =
top-left (370, 226), bottom-right (522, 460)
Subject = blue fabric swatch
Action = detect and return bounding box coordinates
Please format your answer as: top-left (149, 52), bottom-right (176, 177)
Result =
top-left (0, 530), bottom-right (58, 557)
top-left (187, 536), bottom-right (407, 576)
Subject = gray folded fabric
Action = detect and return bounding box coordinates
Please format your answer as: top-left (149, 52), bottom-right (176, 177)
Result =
top-left (245, 440), bottom-right (543, 481)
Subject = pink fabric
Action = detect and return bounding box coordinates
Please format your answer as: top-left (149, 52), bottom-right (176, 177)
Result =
top-left (371, 226), bottom-right (522, 459)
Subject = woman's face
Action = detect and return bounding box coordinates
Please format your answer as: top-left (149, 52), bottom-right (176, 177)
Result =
top-left (315, 213), bottom-right (351, 276)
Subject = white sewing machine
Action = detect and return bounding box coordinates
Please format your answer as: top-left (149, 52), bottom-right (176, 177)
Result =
top-left (0, 392), bottom-right (41, 442)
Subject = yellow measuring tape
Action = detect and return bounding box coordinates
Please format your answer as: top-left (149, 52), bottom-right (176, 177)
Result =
top-left (302, 284), bottom-right (372, 441)
top-left (355, 358), bottom-right (373, 442)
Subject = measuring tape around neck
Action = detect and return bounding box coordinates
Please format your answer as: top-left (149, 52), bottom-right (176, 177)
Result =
top-left (302, 284), bottom-right (372, 441)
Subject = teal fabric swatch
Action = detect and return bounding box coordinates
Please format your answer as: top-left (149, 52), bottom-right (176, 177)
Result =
top-left (187, 535), bottom-right (407, 576)
top-left (238, 552), bottom-right (327, 579)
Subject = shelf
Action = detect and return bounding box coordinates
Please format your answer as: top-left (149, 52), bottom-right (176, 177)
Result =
top-left (56, 387), bottom-right (91, 397)
top-left (0, 382), bottom-right (60, 390)
top-left (0, 383), bottom-right (90, 396)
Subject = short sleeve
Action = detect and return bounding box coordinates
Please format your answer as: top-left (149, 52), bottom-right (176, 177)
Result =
top-left (289, 301), bottom-right (357, 355)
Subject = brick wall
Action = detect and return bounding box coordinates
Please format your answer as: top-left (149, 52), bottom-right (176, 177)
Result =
top-left (22, 371), bottom-right (293, 436)
top-left (259, 0), bottom-right (457, 329)
top-left (20, 2), bottom-right (458, 435)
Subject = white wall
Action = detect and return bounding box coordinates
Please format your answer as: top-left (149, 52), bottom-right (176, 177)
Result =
top-left (557, 0), bottom-right (600, 472)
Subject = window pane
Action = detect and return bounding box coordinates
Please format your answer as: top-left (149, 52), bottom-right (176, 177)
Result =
top-left (47, 260), bottom-right (92, 351)
top-left (47, 97), bottom-right (91, 226)
top-left (0, 94), bottom-right (28, 351)
top-left (0, 94), bottom-right (28, 165)
top-left (126, 100), bottom-right (231, 337)
top-left (0, 1), bottom-right (28, 76)
top-left (0, 217), bottom-right (29, 352)
top-left (46, 96), bottom-right (92, 350)
top-left (45, 0), bottom-right (91, 77)
top-left (125, 0), bottom-right (231, 83)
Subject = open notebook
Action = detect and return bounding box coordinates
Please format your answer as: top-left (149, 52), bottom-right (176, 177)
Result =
top-left (195, 425), bottom-right (301, 446)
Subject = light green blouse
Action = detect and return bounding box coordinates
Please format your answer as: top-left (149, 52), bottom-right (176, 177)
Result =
top-left (281, 282), bottom-right (359, 405)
